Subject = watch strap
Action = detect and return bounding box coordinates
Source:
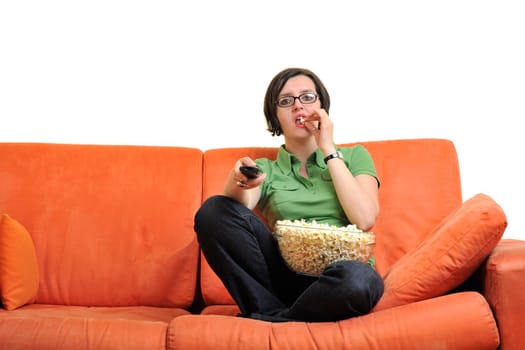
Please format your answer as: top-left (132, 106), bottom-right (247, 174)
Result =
top-left (324, 151), bottom-right (344, 164)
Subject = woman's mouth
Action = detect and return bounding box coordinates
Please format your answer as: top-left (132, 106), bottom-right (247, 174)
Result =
top-left (295, 116), bottom-right (305, 126)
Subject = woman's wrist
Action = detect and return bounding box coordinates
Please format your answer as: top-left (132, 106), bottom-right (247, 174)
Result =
top-left (321, 146), bottom-right (337, 157)
top-left (324, 151), bottom-right (344, 164)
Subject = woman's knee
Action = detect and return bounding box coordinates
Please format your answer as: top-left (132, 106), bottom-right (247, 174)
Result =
top-left (195, 195), bottom-right (229, 233)
top-left (194, 195), bottom-right (251, 238)
top-left (195, 195), bottom-right (234, 223)
top-left (324, 260), bottom-right (384, 313)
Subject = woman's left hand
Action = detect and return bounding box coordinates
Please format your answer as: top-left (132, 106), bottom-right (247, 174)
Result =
top-left (304, 108), bottom-right (335, 154)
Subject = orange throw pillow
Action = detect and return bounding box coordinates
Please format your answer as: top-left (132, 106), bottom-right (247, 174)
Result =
top-left (0, 214), bottom-right (39, 310)
top-left (373, 193), bottom-right (507, 311)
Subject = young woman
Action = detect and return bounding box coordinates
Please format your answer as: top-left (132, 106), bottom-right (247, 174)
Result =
top-left (194, 67), bottom-right (384, 322)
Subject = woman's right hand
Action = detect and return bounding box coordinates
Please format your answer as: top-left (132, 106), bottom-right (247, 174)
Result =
top-left (223, 157), bottom-right (265, 209)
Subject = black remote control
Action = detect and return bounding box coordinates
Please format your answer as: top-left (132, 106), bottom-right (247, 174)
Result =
top-left (239, 166), bottom-right (263, 179)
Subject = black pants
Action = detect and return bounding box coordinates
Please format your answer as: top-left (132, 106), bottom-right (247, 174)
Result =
top-left (194, 195), bottom-right (384, 322)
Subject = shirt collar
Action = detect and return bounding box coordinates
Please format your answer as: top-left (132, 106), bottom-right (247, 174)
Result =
top-left (276, 145), bottom-right (330, 174)
top-left (313, 148), bottom-right (328, 168)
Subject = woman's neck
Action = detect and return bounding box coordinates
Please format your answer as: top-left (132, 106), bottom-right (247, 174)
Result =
top-left (284, 138), bottom-right (318, 164)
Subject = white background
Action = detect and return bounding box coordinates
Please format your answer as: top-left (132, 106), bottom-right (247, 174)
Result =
top-left (1, 1), bottom-right (523, 240)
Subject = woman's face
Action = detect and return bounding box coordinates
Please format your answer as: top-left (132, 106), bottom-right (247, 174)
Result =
top-left (276, 75), bottom-right (320, 138)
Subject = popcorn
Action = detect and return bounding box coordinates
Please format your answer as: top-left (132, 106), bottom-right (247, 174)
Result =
top-left (274, 219), bottom-right (375, 276)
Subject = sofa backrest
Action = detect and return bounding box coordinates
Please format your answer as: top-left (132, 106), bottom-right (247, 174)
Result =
top-left (0, 143), bottom-right (202, 308)
top-left (199, 138), bottom-right (463, 306)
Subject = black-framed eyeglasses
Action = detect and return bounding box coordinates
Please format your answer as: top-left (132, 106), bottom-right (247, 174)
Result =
top-left (276, 92), bottom-right (318, 108)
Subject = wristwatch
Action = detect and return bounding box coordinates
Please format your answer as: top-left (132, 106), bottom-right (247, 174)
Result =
top-left (324, 151), bottom-right (344, 164)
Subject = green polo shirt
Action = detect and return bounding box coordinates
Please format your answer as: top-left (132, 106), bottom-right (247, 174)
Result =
top-left (255, 145), bottom-right (379, 231)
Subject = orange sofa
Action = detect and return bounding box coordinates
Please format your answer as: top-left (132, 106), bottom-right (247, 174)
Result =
top-left (0, 139), bottom-right (523, 350)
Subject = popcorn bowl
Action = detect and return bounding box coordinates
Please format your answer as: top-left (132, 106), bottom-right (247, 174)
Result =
top-left (274, 219), bottom-right (375, 276)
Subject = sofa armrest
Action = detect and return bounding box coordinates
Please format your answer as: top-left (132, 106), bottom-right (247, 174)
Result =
top-left (481, 239), bottom-right (525, 350)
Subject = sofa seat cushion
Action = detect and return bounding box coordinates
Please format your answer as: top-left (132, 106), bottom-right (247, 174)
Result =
top-left (0, 214), bottom-right (39, 310)
top-left (200, 304), bottom-right (240, 316)
top-left (373, 193), bottom-right (507, 311)
top-left (0, 304), bottom-right (190, 350)
top-left (170, 292), bottom-right (499, 350)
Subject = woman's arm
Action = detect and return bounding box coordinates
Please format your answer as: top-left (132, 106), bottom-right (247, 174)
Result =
top-left (326, 159), bottom-right (379, 231)
top-left (305, 108), bottom-right (379, 231)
